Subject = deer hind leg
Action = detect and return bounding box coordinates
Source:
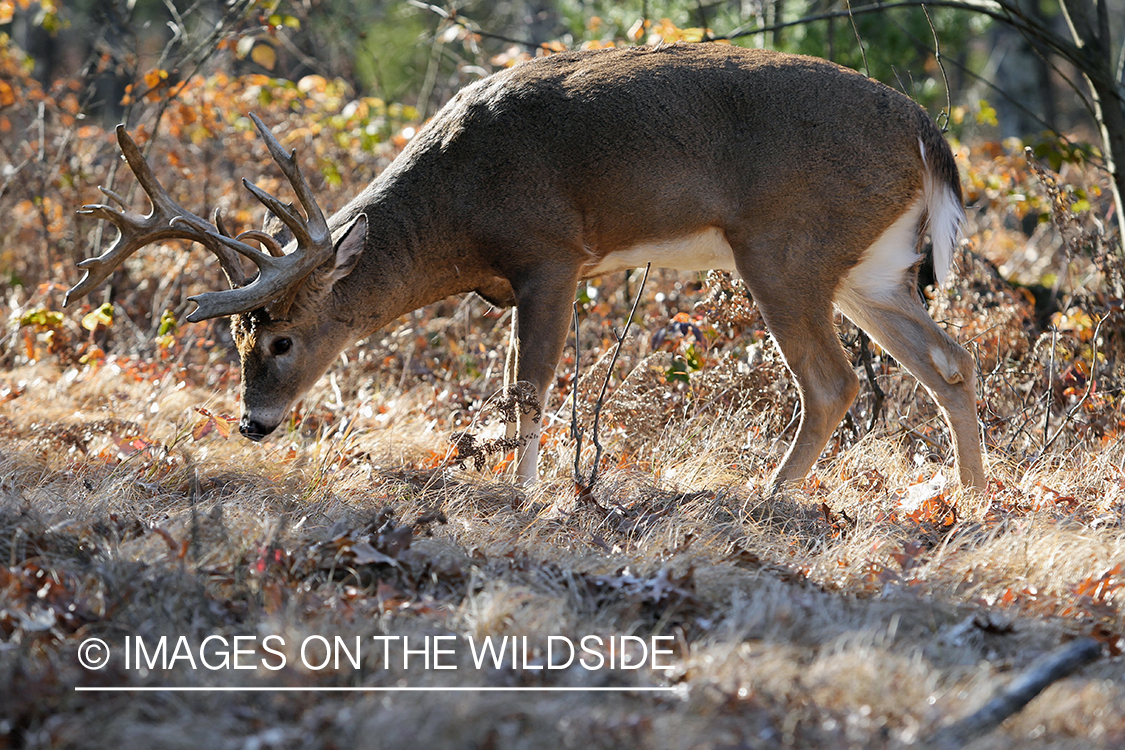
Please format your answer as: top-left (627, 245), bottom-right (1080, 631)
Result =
top-left (836, 287), bottom-right (985, 489)
top-left (747, 289), bottom-right (861, 492)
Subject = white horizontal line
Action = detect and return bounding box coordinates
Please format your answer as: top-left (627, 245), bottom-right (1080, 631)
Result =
top-left (75, 686), bottom-right (677, 693)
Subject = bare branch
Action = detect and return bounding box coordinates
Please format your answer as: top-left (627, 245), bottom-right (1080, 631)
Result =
top-left (927, 638), bottom-right (1102, 750)
top-left (1041, 314), bottom-right (1107, 454)
top-left (571, 301), bottom-right (584, 486)
top-left (575, 263), bottom-right (651, 490)
top-left (714, 0), bottom-right (1094, 82)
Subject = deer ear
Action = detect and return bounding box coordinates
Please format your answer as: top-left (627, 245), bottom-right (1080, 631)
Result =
top-left (328, 214), bottom-right (367, 285)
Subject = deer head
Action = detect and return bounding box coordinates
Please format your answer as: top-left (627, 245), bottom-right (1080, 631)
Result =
top-left (66, 114), bottom-right (368, 439)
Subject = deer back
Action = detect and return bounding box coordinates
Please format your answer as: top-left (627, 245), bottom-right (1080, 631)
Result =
top-left (332, 44), bottom-right (948, 306)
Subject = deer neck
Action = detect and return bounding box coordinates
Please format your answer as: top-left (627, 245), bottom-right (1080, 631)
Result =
top-left (329, 166), bottom-right (485, 337)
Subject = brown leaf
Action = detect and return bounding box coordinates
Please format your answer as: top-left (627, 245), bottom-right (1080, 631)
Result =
top-left (191, 411), bottom-right (233, 441)
top-left (379, 526), bottom-right (413, 558)
top-left (191, 415), bottom-right (215, 441)
top-left (151, 526), bottom-right (178, 553)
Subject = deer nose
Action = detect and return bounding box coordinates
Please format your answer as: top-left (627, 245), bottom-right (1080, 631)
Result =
top-left (239, 417), bottom-right (273, 442)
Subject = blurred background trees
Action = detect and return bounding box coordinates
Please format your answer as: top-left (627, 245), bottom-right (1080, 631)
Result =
top-left (2, 1), bottom-right (1118, 138)
top-left (0, 0), bottom-right (1120, 319)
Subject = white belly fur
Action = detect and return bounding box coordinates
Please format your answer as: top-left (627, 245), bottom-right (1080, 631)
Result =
top-left (586, 227), bottom-right (737, 276)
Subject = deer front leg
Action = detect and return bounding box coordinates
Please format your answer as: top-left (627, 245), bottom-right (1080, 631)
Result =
top-left (507, 267), bottom-right (581, 484)
top-left (503, 307), bottom-right (520, 442)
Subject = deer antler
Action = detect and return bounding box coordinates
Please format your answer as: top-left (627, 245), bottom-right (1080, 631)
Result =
top-left (67, 114), bottom-right (336, 323)
top-left (184, 113), bottom-right (336, 322)
top-left (65, 124), bottom-right (249, 304)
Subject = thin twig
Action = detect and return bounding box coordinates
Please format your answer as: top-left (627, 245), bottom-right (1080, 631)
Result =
top-left (1042, 314), bottom-right (1106, 454)
top-left (408, 0), bottom-right (545, 52)
top-left (1043, 326), bottom-right (1057, 451)
top-left (844, 0), bottom-right (872, 78)
top-left (695, 0), bottom-right (709, 32)
top-left (921, 5), bottom-right (953, 131)
top-left (588, 263), bottom-right (651, 487)
top-left (575, 263), bottom-right (651, 489)
top-left (857, 332), bottom-right (886, 431)
top-left (189, 466), bottom-right (200, 565)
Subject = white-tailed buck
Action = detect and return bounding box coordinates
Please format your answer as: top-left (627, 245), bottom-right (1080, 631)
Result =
top-left (67, 43), bottom-right (985, 490)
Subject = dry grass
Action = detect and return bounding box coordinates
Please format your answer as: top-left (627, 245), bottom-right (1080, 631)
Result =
top-left (2, 283), bottom-right (1124, 749)
top-left (2, 50), bottom-right (1123, 745)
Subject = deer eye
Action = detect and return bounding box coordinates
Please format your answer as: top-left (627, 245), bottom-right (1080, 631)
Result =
top-left (269, 337), bottom-right (292, 356)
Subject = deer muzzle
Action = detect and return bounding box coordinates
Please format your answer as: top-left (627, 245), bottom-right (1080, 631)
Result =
top-left (238, 415), bottom-right (277, 442)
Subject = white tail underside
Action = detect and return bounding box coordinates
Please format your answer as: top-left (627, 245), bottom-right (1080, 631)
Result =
top-left (920, 138), bottom-right (965, 286)
top-left (835, 197), bottom-right (925, 310)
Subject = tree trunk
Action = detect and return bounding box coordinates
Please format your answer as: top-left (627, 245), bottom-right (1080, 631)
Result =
top-left (1090, 74), bottom-right (1125, 247)
top-left (1059, 0), bottom-right (1125, 246)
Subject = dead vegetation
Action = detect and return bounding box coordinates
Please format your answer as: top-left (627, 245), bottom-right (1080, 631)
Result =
top-left (2, 36), bottom-right (1125, 750)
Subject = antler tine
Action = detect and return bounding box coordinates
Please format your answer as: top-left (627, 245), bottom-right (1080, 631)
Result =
top-left (234, 229), bottom-right (287, 257)
top-left (248, 113), bottom-right (331, 249)
top-left (187, 282), bottom-right (283, 323)
top-left (98, 186), bottom-right (130, 208)
top-left (206, 208), bottom-right (252, 287)
top-left (168, 113), bottom-right (339, 321)
top-left (66, 125), bottom-right (246, 306)
top-left (182, 221), bottom-right (340, 321)
top-left (239, 177), bottom-right (320, 247)
top-left (185, 230), bottom-right (286, 322)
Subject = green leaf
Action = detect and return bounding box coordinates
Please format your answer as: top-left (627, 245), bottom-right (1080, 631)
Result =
top-left (158, 309), bottom-right (177, 337)
top-left (20, 308), bottom-right (64, 328)
top-left (684, 344), bottom-right (705, 371)
top-left (666, 358), bottom-right (691, 384)
top-left (81, 303), bottom-right (114, 331)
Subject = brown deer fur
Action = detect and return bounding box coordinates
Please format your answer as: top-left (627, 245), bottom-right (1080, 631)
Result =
top-left (70, 43), bottom-right (986, 491)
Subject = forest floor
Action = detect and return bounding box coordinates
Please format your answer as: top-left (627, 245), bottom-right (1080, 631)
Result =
top-left (1, 60), bottom-right (1123, 748)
